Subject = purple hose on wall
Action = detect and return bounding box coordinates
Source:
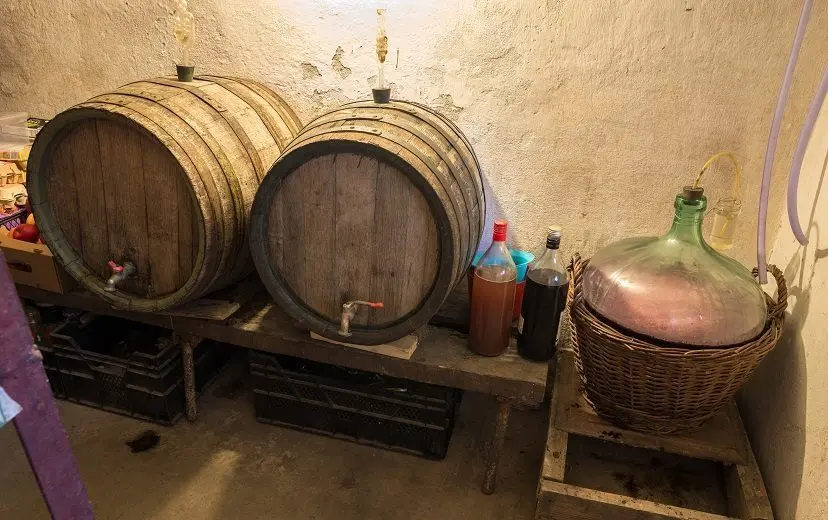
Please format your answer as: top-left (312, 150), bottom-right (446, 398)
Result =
top-left (757, 0), bottom-right (813, 284)
top-left (788, 67), bottom-right (828, 246)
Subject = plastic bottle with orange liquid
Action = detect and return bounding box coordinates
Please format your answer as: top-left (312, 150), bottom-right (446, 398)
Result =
top-left (469, 220), bottom-right (517, 356)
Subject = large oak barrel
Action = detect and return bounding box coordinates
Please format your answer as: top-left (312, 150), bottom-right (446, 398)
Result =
top-left (28, 75), bottom-right (301, 311)
top-left (250, 100), bottom-right (485, 344)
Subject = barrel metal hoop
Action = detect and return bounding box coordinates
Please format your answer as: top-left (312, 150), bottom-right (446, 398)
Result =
top-left (143, 78), bottom-right (228, 113)
top-left (234, 77), bottom-right (304, 134)
top-left (211, 76), bottom-right (303, 139)
top-left (305, 112), bottom-right (385, 127)
top-left (401, 99), bottom-right (485, 233)
top-left (343, 100), bottom-right (485, 235)
top-left (197, 75), bottom-right (293, 151)
top-left (153, 77), bottom-right (268, 182)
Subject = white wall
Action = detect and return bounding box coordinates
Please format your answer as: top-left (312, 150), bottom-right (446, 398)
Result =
top-left (741, 96), bottom-right (828, 520)
top-left (2, 0), bottom-right (827, 263)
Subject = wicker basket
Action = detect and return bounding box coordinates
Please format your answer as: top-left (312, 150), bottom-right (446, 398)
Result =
top-left (567, 253), bottom-right (787, 434)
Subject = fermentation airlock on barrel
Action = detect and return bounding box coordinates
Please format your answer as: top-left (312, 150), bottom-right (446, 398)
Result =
top-left (249, 100), bottom-right (485, 345)
top-left (27, 75), bottom-right (301, 311)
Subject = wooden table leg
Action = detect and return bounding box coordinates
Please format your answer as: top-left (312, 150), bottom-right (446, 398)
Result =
top-left (179, 335), bottom-right (202, 422)
top-left (482, 397), bottom-right (513, 494)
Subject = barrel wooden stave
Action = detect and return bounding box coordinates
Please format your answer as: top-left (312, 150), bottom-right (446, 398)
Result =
top-left (28, 75), bottom-right (300, 311)
top-left (250, 100), bottom-right (484, 345)
top-left (76, 101), bottom-right (217, 300)
top-left (339, 100), bottom-right (485, 260)
top-left (293, 104), bottom-right (483, 279)
top-left (90, 91), bottom-right (239, 290)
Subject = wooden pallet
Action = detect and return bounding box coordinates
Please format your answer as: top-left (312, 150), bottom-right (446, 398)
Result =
top-left (536, 350), bottom-right (773, 520)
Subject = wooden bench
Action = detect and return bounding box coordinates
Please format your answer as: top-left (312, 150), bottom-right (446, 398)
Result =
top-left (537, 349), bottom-right (773, 520)
top-left (17, 282), bottom-right (548, 494)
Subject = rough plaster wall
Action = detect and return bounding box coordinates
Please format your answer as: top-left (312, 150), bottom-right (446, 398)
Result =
top-left (740, 99), bottom-right (828, 520)
top-left (1, 0), bottom-right (827, 263)
top-left (1, 0), bottom-right (827, 512)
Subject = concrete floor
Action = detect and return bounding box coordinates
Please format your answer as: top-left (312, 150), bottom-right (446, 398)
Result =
top-left (0, 364), bottom-right (546, 520)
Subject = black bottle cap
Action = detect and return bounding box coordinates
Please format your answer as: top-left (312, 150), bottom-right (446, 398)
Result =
top-left (546, 226), bottom-right (562, 249)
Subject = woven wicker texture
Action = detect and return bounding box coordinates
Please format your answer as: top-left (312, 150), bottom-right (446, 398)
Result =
top-left (567, 253), bottom-right (787, 434)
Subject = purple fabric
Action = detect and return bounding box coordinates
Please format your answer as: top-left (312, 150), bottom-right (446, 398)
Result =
top-left (0, 250), bottom-right (94, 519)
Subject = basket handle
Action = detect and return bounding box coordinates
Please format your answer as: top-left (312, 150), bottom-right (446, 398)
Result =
top-left (569, 253), bottom-right (585, 289)
top-left (566, 254), bottom-right (586, 355)
top-left (753, 264), bottom-right (788, 319)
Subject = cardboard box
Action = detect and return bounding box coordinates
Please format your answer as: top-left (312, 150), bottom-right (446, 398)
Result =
top-left (0, 236), bottom-right (75, 293)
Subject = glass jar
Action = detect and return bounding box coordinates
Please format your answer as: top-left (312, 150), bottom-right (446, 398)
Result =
top-left (709, 197), bottom-right (742, 252)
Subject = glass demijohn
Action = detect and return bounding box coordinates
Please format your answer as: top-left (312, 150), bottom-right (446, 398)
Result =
top-left (582, 187), bottom-right (767, 347)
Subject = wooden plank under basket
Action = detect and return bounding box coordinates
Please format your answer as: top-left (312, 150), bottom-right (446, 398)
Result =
top-left (536, 350), bottom-right (773, 520)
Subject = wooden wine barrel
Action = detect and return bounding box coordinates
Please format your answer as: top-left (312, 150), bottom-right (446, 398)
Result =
top-left (28, 75), bottom-right (302, 311)
top-left (250, 100), bottom-right (485, 344)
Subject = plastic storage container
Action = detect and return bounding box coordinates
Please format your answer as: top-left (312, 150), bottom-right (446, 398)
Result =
top-left (249, 350), bottom-right (461, 459)
top-left (0, 112), bottom-right (30, 144)
top-left (47, 316), bottom-right (180, 378)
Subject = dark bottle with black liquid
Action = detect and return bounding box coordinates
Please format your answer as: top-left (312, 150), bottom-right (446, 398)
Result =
top-left (517, 226), bottom-right (569, 361)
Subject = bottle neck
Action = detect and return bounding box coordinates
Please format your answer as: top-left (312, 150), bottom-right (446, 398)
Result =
top-left (479, 238), bottom-right (513, 261)
top-left (475, 237), bottom-right (516, 282)
top-left (489, 239), bottom-right (510, 255)
top-left (543, 245), bottom-right (560, 258)
top-left (666, 195), bottom-right (706, 244)
top-left (533, 243), bottom-right (562, 271)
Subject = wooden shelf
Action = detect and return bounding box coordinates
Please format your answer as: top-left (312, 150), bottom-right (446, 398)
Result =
top-left (553, 350), bottom-right (751, 466)
top-left (536, 350), bottom-right (774, 520)
top-left (16, 282), bottom-right (548, 404)
top-left (18, 278), bottom-right (548, 495)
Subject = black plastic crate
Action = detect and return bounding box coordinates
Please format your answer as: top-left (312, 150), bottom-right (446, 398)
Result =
top-left (248, 350), bottom-right (461, 459)
top-left (46, 315), bottom-right (179, 373)
top-left (46, 340), bottom-right (228, 426)
top-left (25, 301), bottom-right (70, 325)
top-left (41, 341), bottom-right (184, 394)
